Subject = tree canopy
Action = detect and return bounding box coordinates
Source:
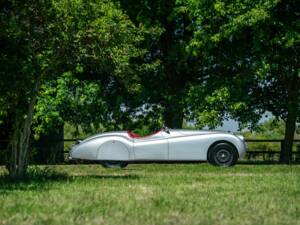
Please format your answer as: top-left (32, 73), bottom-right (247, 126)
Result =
top-left (0, 0), bottom-right (299, 177)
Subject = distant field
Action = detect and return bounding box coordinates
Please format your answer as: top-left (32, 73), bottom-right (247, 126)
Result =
top-left (0, 164), bottom-right (300, 225)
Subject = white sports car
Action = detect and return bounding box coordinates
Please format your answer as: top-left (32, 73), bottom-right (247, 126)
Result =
top-left (69, 127), bottom-right (247, 168)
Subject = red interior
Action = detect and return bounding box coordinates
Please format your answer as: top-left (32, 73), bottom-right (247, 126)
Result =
top-left (127, 130), bottom-right (161, 139)
top-left (127, 131), bottom-right (141, 138)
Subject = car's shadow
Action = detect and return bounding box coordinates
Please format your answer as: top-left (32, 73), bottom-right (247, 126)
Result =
top-left (82, 174), bottom-right (139, 179)
top-left (0, 170), bottom-right (140, 194)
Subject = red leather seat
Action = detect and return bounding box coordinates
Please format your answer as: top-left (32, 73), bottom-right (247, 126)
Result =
top-left (127, 130), bottom-right (161, 139)
top-left (127, 131), bottom-right (141, 138)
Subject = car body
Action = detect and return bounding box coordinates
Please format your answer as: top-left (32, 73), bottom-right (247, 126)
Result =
top-left (69, 128), bottom-right (247, 167)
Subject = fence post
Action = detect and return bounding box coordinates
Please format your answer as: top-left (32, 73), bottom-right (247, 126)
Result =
top-left (280, 140), bottom-right (285, 163)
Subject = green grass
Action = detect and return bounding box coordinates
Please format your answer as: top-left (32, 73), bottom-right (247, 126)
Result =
top-left (1, 164), bottom-right (300, 225)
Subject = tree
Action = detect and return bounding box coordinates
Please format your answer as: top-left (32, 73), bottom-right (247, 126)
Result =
top-left (0, 0), bottom-right (144, 178)
top-left (119, 0), bottom-right (209, 128)
top-left (184, 0), bottom-right (299, 163)
top-left (0, 0), bottom-right (58, 178)
top-left (33, 0), bottom-right (147, 136)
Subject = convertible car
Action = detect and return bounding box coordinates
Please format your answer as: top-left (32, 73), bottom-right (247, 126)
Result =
top-left (69, 127), bottom-right (247, 168)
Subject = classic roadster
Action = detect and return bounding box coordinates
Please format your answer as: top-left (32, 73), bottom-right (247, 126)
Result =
top-left (69, 127), bottom-right (247, 168)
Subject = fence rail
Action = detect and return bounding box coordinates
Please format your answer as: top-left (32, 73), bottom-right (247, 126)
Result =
top-left (243, 139), bottom-right (300, 163)
top-left (1, 139), bottom-right (300, 164)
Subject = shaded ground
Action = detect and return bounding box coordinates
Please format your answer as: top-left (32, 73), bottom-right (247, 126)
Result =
top-left (0, 164), bottom-right (300, 225)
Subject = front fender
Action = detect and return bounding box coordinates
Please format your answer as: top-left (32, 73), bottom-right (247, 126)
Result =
top-left (207, 134), bottom-right (247, 159)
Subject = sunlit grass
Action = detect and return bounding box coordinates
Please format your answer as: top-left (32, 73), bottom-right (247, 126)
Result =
top-left (1, 164), bottom-right (300, 225)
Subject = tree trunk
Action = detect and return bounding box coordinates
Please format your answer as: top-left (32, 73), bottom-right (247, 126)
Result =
top-left (158, 2), bottom-right (185, 129)
top-left (6, 80), bottom-right (41, 179)
top-left (280, 109), bottom-right (296, 164)
top-left (280, 107), bottom-right (297, 164)
top-left (280, 78), bottom-right (298, 164)
top-left (163, 102), bottom-right (184, 128)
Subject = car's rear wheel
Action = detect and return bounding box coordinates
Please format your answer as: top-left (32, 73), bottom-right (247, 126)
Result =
top-left (208, 142), bottom-right (238, 167)
top-left (101, 162), bottom-right (128, 168)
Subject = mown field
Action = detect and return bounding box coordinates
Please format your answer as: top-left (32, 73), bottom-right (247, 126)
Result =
top-left (0, 164), bottom-right (300, 225)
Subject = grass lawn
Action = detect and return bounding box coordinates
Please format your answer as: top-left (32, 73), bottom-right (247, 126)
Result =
top-left (0, 164), bottom-right (300, 225)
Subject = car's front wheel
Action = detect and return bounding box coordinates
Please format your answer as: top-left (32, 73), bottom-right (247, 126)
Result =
top-left (101, 162), bottom-right (128, 168)
top-left (208, 143), bottom-right (238, 167)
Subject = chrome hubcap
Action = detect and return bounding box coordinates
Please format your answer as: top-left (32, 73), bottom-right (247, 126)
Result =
top-left (216, 149), bottom-right (232, 163)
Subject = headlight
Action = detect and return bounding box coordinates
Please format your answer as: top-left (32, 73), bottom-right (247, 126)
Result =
top-left (237, 135), bottom-right (244, 141)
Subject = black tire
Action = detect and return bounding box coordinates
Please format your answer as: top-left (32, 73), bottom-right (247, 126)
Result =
top-left (101, 162), bottom-right (128, 168)
top-left (208, 143), bottom-right (238, 167)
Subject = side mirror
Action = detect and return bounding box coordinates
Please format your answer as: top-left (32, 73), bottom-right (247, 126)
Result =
top-left (163, 126), bottom-right (170, 134)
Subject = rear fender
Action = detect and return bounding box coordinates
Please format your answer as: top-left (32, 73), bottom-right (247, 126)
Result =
top-left (97, 140), bottom-right (130, 161)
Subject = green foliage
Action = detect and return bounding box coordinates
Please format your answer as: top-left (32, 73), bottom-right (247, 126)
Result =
top-left (32, 0), bottom-right (151, 136)
top-left (184, 0), bottom-right (299, 132)
top-left (34, 72), bottom-right (108, 136)
top-left (243, 119), bottom-right (286, 139)
top-left (0, 0), bottom-right (55, 118)
top-left (0, 0), bottom-right (147, 133)
top-left (51, 0), bottom-right (145, 78)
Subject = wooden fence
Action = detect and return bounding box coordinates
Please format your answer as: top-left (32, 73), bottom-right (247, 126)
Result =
top-left (243, 139), bottom-right (300, 163)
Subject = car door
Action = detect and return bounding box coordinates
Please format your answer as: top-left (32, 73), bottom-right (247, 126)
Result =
top-left (167, 131), bottom-right (205, 160)
top-left (133, 132), bottom-right (168, 160)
